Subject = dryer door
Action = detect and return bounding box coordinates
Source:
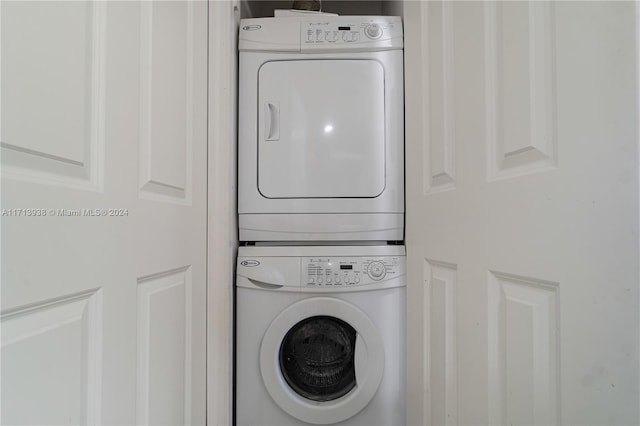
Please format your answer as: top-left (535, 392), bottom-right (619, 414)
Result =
top-left (257, 60), bottom-right (386, 199)
top-left (259, 297), bottom-right (385, 425)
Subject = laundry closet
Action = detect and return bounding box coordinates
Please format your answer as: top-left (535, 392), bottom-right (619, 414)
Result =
top-left (235, 2), bottom-right (407, 425)
top-left (1, 1), bottom-right (637, 426)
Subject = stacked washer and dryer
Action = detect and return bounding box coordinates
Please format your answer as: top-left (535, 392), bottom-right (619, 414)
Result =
top-left (236, 14), bottom-right (406, 426)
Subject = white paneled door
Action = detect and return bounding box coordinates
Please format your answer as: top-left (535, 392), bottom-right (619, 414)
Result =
top-left (405, 2), bottom-right (639, 425)
top-left (1, 1), bottom-right (207, 424)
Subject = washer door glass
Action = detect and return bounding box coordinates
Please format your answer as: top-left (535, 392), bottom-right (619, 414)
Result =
top-left (260, 297), bottom-right (385, 425)
top-left (279, 316), bottom-right (356, 402)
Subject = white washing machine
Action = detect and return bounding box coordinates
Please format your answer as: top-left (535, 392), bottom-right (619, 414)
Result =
top-left (238, 16), bottom-right (404, 242)
top-left (236, 245), bottom-right (406, 426)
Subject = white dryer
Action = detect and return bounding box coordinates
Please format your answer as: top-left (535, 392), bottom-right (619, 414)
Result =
top-left (238, 16), bottom-right (404, 242)
top-left (236, 245), bottom-right (406, 426)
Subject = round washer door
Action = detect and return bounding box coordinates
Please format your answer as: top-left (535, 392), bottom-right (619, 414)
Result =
top-left (260, 297), bottom-right (384, 425)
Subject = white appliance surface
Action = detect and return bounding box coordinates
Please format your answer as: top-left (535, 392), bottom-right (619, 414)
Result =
top-left (235, 245), bottom-right (406, 426)
top-left (238, 16), bottom-right (405, 242)
top-left (258, 59), bottom-right (385, 199)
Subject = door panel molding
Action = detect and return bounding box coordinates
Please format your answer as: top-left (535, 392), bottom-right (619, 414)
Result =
top-left (136, 267), bottom-right (192, 426)
top-left (138, 1), bottom-right (194, 205)
top-left (1, 288), bottom-right (103, 425)
top-left (424, 259), bottom-right (458, 426)
top-left (1, 1), bottom-right (106, 191)
top-left (422, 2), bottom-right (456, 194)
top-left (487, 271), bottom-right (560, 426)
top-left (484, 1), bottom-right (557, 181)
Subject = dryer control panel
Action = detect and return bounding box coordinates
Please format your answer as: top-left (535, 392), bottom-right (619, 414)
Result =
top-left (300, 18), bottom-right (402, 51)
top-left (239, 16), bottom-right (403, 52)
top-left (303, 256), bottom-right (404, 287)
top-left (301, 20), bottom-right (397, 44)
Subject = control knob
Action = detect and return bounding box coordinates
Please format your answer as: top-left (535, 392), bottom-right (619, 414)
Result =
top-left (367, 261), bottom-right (386, 280)
top-left (365, 23), bottom-right (383, 39)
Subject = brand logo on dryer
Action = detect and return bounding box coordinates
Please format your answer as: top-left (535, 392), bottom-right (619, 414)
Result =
top-left (242, 25), bottom-right (261, 31)
top-left (241, 260), bottom-right (260, 267)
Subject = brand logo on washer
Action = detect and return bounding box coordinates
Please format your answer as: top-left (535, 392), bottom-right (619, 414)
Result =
top-left (241, 260), bottom-right (260, 267)
top-left (242, 25), bottom-right (261, 31)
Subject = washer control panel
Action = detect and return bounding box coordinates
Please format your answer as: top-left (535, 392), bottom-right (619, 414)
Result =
top-left (303, 256), bottom-right (404, 287)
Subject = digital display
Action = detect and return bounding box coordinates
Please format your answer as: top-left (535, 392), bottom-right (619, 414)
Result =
top-left (338, 26), bottom-right (351, 31)
top-left (340, 265), bottom-right (353, 270)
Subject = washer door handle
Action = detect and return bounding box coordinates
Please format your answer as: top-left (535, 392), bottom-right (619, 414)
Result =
top-left (248, 278), bottom-right (284, 290)
top-left (242, 266), bottom-right (285, 288)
